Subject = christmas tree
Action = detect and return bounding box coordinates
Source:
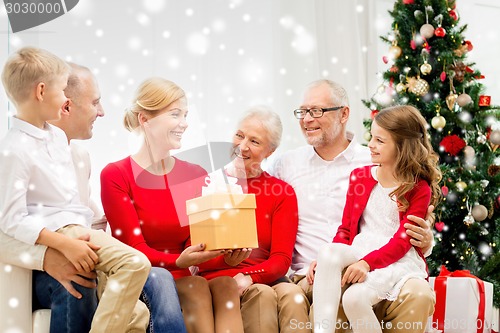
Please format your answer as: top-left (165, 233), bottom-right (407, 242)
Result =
top-left (362, 0), bottom-right (500, 306)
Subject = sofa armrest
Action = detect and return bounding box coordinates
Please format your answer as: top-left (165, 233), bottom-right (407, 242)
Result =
top-left (0, 262), bottom-right (33, 332)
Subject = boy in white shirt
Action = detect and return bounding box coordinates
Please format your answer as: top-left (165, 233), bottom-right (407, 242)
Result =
top-left (0, 46), bottom-right (151, 332)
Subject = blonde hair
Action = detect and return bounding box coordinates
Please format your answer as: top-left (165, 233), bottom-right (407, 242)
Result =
top-left (238, 105), bottom-right (282, 150)
top-left (1, 47), bottom-right (69, 105)
top-left (374, 105), bottom-right (442, 212)
top-left (124, 77), bottom-right (186, 131)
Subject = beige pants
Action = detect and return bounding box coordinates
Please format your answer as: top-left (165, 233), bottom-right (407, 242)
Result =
top-left (240, 281), bottom-right (312, 333)
top-left (294, 275), bottom-right (435, 333)
top-left (97, 272), bottom-right (150, 332)
top-left (58, 225), bottom-right (151, 333)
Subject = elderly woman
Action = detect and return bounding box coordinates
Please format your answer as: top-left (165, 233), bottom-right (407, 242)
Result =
top-left (100, 77), bottom-right (246, 333)
top-left (197, 106), bottom-right (311, 333)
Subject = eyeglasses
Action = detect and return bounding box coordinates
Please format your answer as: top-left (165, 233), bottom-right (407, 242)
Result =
top-left (293, 106), bottom-right (344, 119)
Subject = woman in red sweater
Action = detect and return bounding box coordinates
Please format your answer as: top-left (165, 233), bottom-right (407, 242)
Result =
top-left (197, 106), bottom-right (311, 333)
top-left (100, 77), bottom-right (247, 333)
top-left (308, 105), bottom-right (442, 333)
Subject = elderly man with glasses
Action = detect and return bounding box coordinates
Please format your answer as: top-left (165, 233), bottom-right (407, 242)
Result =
top-left (269, 79), bottom-right (435, 333)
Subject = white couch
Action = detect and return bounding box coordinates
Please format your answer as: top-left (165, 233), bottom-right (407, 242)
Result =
top-left (0, 221), bottom-right (108, 333)
top-left (0, 262), bottom-right (50, 333)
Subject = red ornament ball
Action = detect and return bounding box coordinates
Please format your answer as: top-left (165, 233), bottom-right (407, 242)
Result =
top-left (441, 186), bottom-right (449, 196)
top-left (435, 27), bottom-right (446, 37)
top-left (449, 10), bottom-right (458, 20)
top-left (370, 110), bottom-right (379, 119)
top-left (464, 40), bottom-right (473, 51)
top-left (403, 0), bottom-right (415, 4)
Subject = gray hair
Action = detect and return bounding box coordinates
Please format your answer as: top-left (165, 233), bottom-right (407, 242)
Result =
top-left (306, 79), bottom-right (349, 107)
top-left (238, 105), bottom-right (283, 150)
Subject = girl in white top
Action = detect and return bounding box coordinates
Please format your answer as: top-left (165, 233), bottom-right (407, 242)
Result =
top-left (308, 105), bottom-right (441, 333)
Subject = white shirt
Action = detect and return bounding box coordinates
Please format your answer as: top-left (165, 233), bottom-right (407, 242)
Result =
top-left (70, 143), bottom-right (107, 230)
top-left (0, 117), bottom-right (93, 245)
top-left (268, 132), bottom-right (371, 276)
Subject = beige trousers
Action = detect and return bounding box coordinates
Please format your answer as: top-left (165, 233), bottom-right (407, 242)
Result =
top-left (97, 272), bottom-right (150, 332)
top-left (295, 275), bottom-right (435, 333)
top-left (240, 281), bottom-right (311, 333)
top-left (58, 225), bottom-right (151, 333)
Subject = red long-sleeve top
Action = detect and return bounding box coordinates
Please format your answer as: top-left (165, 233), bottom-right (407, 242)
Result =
top-left (334, 165), bottom-right (430, 270)
top-left (100, 156), bottom-right (206, 279)
top-left (198, 171), bottom-right (299, 285)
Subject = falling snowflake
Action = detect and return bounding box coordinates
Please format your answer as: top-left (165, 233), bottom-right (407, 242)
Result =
top-left (9, 298), bottom-right (19, 308)
top-left (136, 13), bottom-right (150, 26)
top-left (294, 294), bottom-right (305, 304)
top-left (143, 0), bottom-right (165, 12)
top-left (187, 33), bottom-right (209, 55)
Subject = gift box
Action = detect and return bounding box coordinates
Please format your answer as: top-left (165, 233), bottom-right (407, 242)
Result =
top-left (492, 307), bottom-right (499, 333)
top-left (186, 170), bottom-right (258, 250)
top-left (426, 267), bottom-right (494, 333)
top-left (186, 193), bottom-right (258, 250)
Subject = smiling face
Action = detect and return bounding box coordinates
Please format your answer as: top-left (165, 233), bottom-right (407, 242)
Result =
top-left (299, 83), bottom-right (346, 149)
top-left (41, 74), bottom-right (69, 122)
top-left (368, 119), bottom-right (397, 168)
top-left (66, 72), bottom-right (104, 140)
top-left (143, 97), bottom-right (188, 151)
top-left (232, 116), bottom-right (274, 176)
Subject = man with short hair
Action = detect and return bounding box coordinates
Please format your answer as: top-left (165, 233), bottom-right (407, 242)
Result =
top-left (270, 79), bottom-right (434, 333)
top-left (0, 62), bottom-right (187, 333)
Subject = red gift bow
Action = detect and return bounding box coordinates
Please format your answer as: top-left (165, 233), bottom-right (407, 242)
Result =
top-left (433, 266), bottom-right (486, 333)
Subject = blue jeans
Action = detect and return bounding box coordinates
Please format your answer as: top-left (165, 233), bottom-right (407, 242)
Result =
top-left (141, 267), bottom-right (187, 333)
top-left (33, 271), bottom-right (97, 333)
top-left (33, 267), bottom-right (186, 333)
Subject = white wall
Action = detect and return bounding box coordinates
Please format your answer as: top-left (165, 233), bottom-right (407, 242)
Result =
top-left (1, 0), bottom-right (498, 205)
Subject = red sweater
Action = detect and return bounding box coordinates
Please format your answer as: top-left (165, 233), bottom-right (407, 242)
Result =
top-left (100, 157), bottom-right (207, 279)
top-left (198, 171), bottom-right (299, 285)
top-left (333, 165), bottom-right (430, 271)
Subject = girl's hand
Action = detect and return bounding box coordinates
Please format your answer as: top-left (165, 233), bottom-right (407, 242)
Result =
top-left (224, 248), bottom-right (252, 266)
top-left (60, 238), bottom-right (100, 273)
top-left (176, 243), bottom-right (224, 268)
top-left (306, 260), bottom-right (317, 285)
top-left (233, 272), bottom-right (253, 296)
top-left (341, 260), bottom-right (370, 286)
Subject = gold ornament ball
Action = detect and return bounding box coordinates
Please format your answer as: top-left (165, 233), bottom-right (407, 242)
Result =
top-left (396, 83), bottom-right (407, 93)
top-left (457, 93), bottom-right (472, 107)
top-left (389, 45), bottom-right (402, 59)
top-left (489, 130), bottom-right (500, 145)
top-left (456, 181), bottom-right (467, 192)
top-left (431, 115), bottom-right (446, 129)
top-left (463, 145), bottom-right (475, 158)
top-left (410, 78), bottom-right (429, 96)
top-left (420, 63), bottom-right (432, 75)
top-left (420, 24), bottom-right (435, 39)
top-left (471, 204), bottom-right (488, 222)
